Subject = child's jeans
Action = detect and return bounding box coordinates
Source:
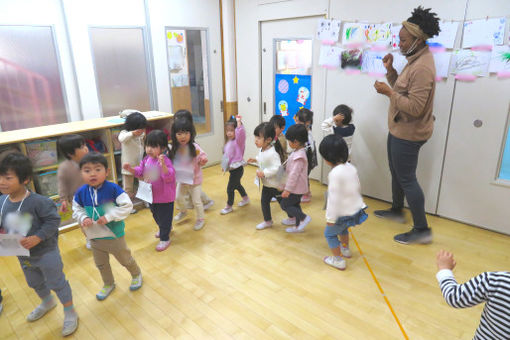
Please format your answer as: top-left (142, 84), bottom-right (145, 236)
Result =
top-left (150, 202), bottom-right (174, 241)
top-left (280, 194), bottom-right (306, 226)
top-left (91, 236), bottom-right (141, 286)
top-left (324, 208), bottom-right (368, 248)
top-left (177, 183), bottom-right (204, 220)
top-left (18, 248), bottom-right (73, 303)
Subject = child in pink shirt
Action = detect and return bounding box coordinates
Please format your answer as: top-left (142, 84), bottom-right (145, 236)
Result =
top-left (123, 130), bottom-right (176, 252)
top-left (280, 124), bottom-right (311, 233)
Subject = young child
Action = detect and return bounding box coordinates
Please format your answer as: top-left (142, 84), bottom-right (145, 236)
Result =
top-left (0, 153), bottom-right (78, 336)
top-left (269, 115), bottom-right (288, 155)
top-left (118, 111), bottom-right (147, 213)
top-left (72, 152), bottom-right (142, 301)
top-left (436, 250), bottom-right (510, 340)
top-left (173, 110), bottom-right (214, 211)
top-left (123, 130), bottom-right (176, 251)
top-left (170, 118), bottom-right (208, 231)
top-left (247, 122), bottom-right (286, 230)
top-left (321, 104), bottom-right (355, 155)
top-left (294, 108), bottom-right (317, 203)
top-left (220, 115), bottom-right (249, 215)
top-left (57, 134), bottom-right (90, 249)
top-left (280, 124), bottom-right (311, 233)
top-left (318, 135), bottom-right (367, 270)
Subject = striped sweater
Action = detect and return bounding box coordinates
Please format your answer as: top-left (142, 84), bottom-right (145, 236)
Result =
top-left (436, 269), bottom-right (510, 340)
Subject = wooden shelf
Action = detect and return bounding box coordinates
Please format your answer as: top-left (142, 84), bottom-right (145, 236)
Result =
top-left (34, 163), bottom-right (60, 172)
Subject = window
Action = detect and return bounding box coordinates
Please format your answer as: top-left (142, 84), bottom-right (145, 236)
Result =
top-left (275, 39), bottom-right (313, 75)
top-left (0, 25), bottom-right (68, 131)
top-left (499, 115), bottom-right (510, 181)
top-left (89, 27), bottom-right (152, 117)
top-left (166, 28), bottom-right (212, 135)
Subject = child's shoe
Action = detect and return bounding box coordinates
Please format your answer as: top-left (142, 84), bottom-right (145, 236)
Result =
top-left (193, 219), bottom-right (205, 231)
top-left (204, 200), bottom-right (215, 210)
top-left (238, 196), bottom-right (250, 207)
top-left (323, 256), bottom-right (346, 270)
top-left (86, 240), bottom-right (92, 250)
top-left (301, 194), bottom-right (311, 203)
top-left (62, 308), bottom-right (78, 336)
top-left (281, 217), bottom-right (296, 226)
top-left (130, 274), bottom-right (143, 291)
top-left (156, 240), bottom-right (171, 252)
top-left (256, 221), bottom-right (273, 230)
top-left (340, 245), bottom-right (352, 258)
top-left (297, 215), bottom-right (311, 231)
top-left (27, 295), bottom-right (57, 322)
top-left (220, 206), bottom-right (233, 215)
top-left (96, 284), bottom-right (115, 301)
top-left (271, 197), bottom-right (277, 202)
top-left (174, 211), bottom-right (188, 222)
top-left (155, 231), bottom-right (160, 238)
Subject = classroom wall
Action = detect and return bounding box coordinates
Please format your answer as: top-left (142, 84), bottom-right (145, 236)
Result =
top-left (235, 0), bottom-right (510, 226)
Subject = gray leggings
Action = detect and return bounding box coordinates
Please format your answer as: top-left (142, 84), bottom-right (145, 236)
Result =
top-left (18, 248), bottom-right (73, 304)
top-left (387, 133), bottom-right (428, 229)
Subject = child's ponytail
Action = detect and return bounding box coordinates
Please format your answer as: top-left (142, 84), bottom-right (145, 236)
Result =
top-left (274, 139), bottom-right (286, 163)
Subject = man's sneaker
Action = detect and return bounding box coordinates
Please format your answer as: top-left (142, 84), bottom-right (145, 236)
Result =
top-left (86, 240), bottom-right (92, 250)
top-left (301, 194), bottom-right (311, 203)
top-left (323, 256), bottom-right (346, 270)
top-left (220, 206), bottom-right (233, 215)
top-left (62, 315), bottom-right (78, 337)
top-left (281, 217), bottom-right (296, 226)
top-left (296, 215), bottom-right (311, 231)
top-left (96, 284), bottom-right (115, 301)
top-left (238, 197), bottom-right (250, 207)
top-left (374, 209), bottom-right (406, 223)
top-left (340, 245), bottom-right (352, 258)
top-left (193, 219), bottom-right (205, 231)
top-left (174, 211), bottom-right (188, 222)
top-left (156, 240), bottom-right (171, 251)
top-left (256, 221), bottom-right (273, 230)
top-left (394, 227), bottom-right (432, 245)
top-left (27, 298), bottom-right (57, 322)
top-left (271, 197), bottom-right (277, 202)
top-left (204, 200), bottom-right (215, 210)
top-left (130, 274), bottom-right (143, 291)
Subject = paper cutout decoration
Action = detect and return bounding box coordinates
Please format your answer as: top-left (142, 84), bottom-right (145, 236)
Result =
top-left (451, 49), bottom-right (491, 77)
top-left (462, 17), bottom-right (506, 48)
top-left (297, 87), bottom-right (310, 105)
top-left (274, 74), bottom-right (311, 133)
top-left (391, 52), bottom-right (408, 74)
top-left (278, 100), bottom-right (289, 116)
top-left (433, 52), bottom-right (452, 79)
top-left (489, 45), bottom-right (510, 75)
top-left (342, 22), bottom-right (392, 46)
top-left (427, 22), bottom-right (459, 49)
top-left (341, 48), bottom-right (363, 70)
top-left (316, 19), bottom-right (341, 45)
top-left (277, 79), bottom-right (289, 94)
top-left (319, 45), bottom-right (342, 69)
top-left (391, 25), bottom-right (402, 50)
top-left (361, 50), bottom-right (387, 76)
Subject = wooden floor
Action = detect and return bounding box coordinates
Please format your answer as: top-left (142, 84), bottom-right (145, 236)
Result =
top-left (1, 165), bottom-right (509, 339)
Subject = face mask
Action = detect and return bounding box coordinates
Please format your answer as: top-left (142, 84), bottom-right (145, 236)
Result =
top-left (401, 38), bottom-right (419, 56)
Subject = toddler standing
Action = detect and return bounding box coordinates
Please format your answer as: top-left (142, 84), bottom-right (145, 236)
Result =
top-left (294, 108), bottom-right (317, 202)
top-left (321, 104), bottom-right (355, 155)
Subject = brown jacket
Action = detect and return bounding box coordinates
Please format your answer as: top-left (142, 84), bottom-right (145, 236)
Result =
top-left (386, 46), bottom-right (435, 141)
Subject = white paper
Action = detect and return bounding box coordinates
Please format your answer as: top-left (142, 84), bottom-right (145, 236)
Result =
top-left (135, 181), bottom-right (153, 204)
top-left (451, 49), bottom-right (491, 77)
top-left (221, 154), bottom-right (230, 172)
top-left (0, 234), bottom-right (29, 256)
top-left (390, 24), bottom-right (402, 50)
top-left (342, 22), bottom-right (392, 46)
top-left (342, 22), bottom-right (368, 45)
top-left (316, 19), bottom-right (341, 43)
top-left (318, 45), bottom-right (341, 68)
top-left (489, 45), bottom-right (510, 73)
top-left (83, 223), bottom-right (116, 240)
top-left (175, 168), bottom-right (194, 185)
top-left (391, 52), bottom-right (408, 74)
top-left (427, 22), bottom-right (459, 49)
top-left (433, 52), bottom-right (452, 78)
top-left (254, 176), bottom-right (260, 190)
top-left (361, 50), bottom-right (387, 75)
top-left (462, 17), bottom-right (506, 48)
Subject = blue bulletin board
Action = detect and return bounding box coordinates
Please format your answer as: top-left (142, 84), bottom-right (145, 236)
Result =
top-left (274, 74), bottom-right (312, 133)
top-left (499, 124), bottom-right (510, 181)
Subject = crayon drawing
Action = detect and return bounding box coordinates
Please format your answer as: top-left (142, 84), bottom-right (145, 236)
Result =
top-left (489, 45), bottom-right (510, 73)
top-left (427, 21), bottom-right (459, 49)
top-left (318, 45), bottom-right (342, 68)
top-left (340, 48), bottom-right (363, 70)
top-left (361, 50), bottom-right (387, 75)
top-left (451, 49), bottom-right (490, 77)
top-left (462, 17), bottom-right (506, 48)
top-left (391, 25), bottom-right (402, 50)
top-left (316, 19), bottom-right (341, 44)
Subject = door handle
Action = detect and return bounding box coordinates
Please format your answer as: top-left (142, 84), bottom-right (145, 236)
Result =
top-left (263, 102), bottom-right (266, 115)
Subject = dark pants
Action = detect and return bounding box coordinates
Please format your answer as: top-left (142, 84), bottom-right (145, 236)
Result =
top-left (0, 288), bottom-right (2, 303)
top-left (280, 194), bottom-right (306, 226)
top-left (227, 167), bottom-right (247, 206)
top-left (261, 186), bottom-right (282, 222)
top-left (387, 133), bottom-right (428, 229)
top-left (150, 202), bottom-right (174, 241)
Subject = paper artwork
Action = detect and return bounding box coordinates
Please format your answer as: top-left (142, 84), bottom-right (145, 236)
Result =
top-left (318, 45), bottom-right (342, 68)
top-left (390, 25), bottom-right (402, 50)
top-left (316, 19), bottom-right (341, 44)
top-left (433, 52), bottom-right (452, 79)
top-left (342, 22), bottom-right (392, 46)
top-left (462, 17), bottom-right (506, 48)
top-left (451, 49), bottom-right (491, 77)
top-left (391, 52), bottom-right (408, 74)
top-left (340, 48), bottom-right (363, 70)
top-left (489, 45), bottom-right (510, 73)
top-left (0, 234), bottom-right (29, 256)
top-left (361, 50), bottom-right (387, 75)
top-left (426, 21), bottom-right (459, 49)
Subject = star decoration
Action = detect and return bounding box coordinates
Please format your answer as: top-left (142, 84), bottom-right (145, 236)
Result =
top-left (292, 76), bottom-right (299, 84)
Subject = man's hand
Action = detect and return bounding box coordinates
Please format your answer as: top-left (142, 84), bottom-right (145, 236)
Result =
top-left (436, 250), bottom-right (456, 270)
top-left (20, 235), bottom-right (42, 249)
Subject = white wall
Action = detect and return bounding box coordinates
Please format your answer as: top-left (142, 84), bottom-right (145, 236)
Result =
top-left (222, 0), bottom-right (237, 103)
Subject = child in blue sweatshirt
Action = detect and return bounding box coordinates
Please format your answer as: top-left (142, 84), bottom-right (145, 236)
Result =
top-left (72, 152), bottom-right (142, 301)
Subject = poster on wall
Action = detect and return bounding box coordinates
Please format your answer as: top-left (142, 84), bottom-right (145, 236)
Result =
top-left (274, 74), bottom-right (312, 133)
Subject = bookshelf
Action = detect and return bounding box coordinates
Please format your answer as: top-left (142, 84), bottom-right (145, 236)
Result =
top-left (0, 111), bottom-right (173, 232)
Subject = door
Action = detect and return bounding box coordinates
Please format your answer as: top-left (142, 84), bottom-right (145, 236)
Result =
top-left (260, 16), bottom-right (326, 181)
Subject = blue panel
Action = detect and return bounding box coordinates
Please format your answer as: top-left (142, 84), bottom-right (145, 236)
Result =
top-left (499, 124), bottom-right (510, 181)
top-left (274, 74), bottom-right (312, 133)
